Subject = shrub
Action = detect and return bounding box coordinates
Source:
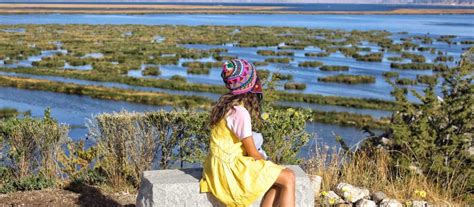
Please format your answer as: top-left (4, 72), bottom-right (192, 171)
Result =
top-left (352, 52), bottom-right (383, 62)
top-left (0, 108), bottom-right (18, 119)
top-left (395, 78), bottom-right (417, 85)
top-left (272, 72), bottom-right (293, 81)
top-left (379, 57), bottom-right (473, 200)
top-left (142, 66), bottom-right (161, 76)
top-left (298, 61), bottom-right (323, 68)
top-left (257, 107), bottom-right (311, 164)
top-left (257, 50), bottom-right (294, 56)
top-left (304, 52), bottom-right (330, 57)
top-left (416, 74), bottom-right (438, 85)
top-left (387, 56), bottom-right (403, 62)
top-left (320, 65), bottom-right (349, 71)
top-left (284, 82), bottom-right (306, 90)
top-left (390, 63), bottom-right (448, 71)
top-left (0, 175), bottom-right (56, 193)
top-left (257, 69), bottom-right (270, 81)
top-left (401, 52), bottom-right (426, 63)
top-left (170, 75), bottom-right (186, 82)
top-left (0, 109), bottom-right (69, 181)
top-left (434, 55), bottom-right (454, 62)
top-left (264, 57), bottom-right (292, 64)
top-left (382, 71), bottom-right (399, 78)
top-left (253, 61), bottom-right (269, 66)
top-left (318, 74), bottom-right (375, 84)
top-left (88, 110), bottom-right (209, 187)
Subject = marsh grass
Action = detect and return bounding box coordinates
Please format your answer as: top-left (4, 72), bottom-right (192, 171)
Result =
top-left (318, 74), bottom-right (376, 84)
top-left (303, 145), bottom-right (469, 205)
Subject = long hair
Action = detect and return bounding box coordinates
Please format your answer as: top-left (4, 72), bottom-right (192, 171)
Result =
top-left (210, 93), bottom-right (262, 128)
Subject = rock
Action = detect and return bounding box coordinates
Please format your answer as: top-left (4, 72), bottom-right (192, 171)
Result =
top-left (336, 183), bottom-right (370, 203)
top-left (380, 137), bottom-right (392, 145)
top-left (136, 165), bottom-right (314, 207)
top-left (355, 199), bottom-right (377, 207)
top-left (322, 191), bottom-right (345, 206)
top-left (427, 202), bottom-right (449, 207)
top-left (308, 174), bottom-right (322, 196)
top-left (380, 198), bottom-right (403, 207)
top-left (335, 203), bottom-right (352, 207)
top-left (411, 200), bottom-right (428, 207)
top-left (372, 191), bottom-right (387, 203)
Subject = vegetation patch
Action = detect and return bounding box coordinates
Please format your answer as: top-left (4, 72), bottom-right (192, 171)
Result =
top-left (283, 82), bottom-right (306, 90)
top-left (304, 52), bottom-right (330, 57)
top-left (142, 66), bottom-right (161, 76)
top-left (257, 50), bottom-right (294, 56)
top-left (318, 74), bottom-right (375, 84)
top-left (320, 65), bottom-right (349, 71)
top-left (390, 63), bottom-right (448, 71)
top-left (298, 61), bottom-right (323, 68)
top-left (382, 71), bottom-right (399, 78)
top-left (395, 78), bottom-right (417, 85)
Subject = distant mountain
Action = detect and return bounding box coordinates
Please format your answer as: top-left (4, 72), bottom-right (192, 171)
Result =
top-left (1, 0), bottom-right (472, 5)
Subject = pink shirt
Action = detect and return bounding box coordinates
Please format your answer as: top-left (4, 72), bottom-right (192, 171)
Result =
top-left (226, 105), bottom-right (268, 159)
top-left (226, 105), bottom-right (252, 140)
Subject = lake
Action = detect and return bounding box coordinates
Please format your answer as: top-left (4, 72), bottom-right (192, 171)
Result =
top-left (1, 14), bottom-right (473, 37)
top-left (0, 13), bottom-right (472, 148)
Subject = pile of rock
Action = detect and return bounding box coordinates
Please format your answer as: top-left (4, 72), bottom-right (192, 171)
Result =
top-left (318, 182), bottom-right (428, 207)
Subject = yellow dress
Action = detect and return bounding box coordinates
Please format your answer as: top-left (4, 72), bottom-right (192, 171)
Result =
top-left (199, 116), bottom-right (284, 207)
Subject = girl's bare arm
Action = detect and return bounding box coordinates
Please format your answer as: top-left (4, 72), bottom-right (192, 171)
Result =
top-left (241, 136), bottom-right (264, 160)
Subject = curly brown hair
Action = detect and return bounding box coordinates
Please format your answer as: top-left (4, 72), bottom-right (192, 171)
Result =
top-left (210, 93), bottom-right (262, 128)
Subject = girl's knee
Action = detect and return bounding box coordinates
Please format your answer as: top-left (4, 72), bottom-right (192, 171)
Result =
top-left (279, 168), bottom-right (295, 187)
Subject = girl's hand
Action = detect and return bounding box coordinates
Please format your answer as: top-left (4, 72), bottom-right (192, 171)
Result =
top-left (241, 136), bottom-right (264, 160)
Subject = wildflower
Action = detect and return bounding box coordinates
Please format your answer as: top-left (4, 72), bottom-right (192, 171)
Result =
top-left (261, 112), bottom-right (269, 121)
top-left (414, 190), bottom-right (427, 198)
top-left (321, 191), bottom-right (328, 196)
top-left (328, 197), bottom-right (336, 205)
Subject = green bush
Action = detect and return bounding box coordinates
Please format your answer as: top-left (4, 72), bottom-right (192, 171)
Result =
top-left (352, 52), bottom-right (383, 62)
top-left (416, 74), bottom-right (438, 85)
top-left (0, 175), bottom-right (56, 193)
top-left (0, 108), bottom-right (18, 119)
top-left (0, 109), bottom-right (69, 180)
top-left (284, 82), bottom-right (306, 90)
top-left (298, 61), bottom-right (323, 68)
top-left (89, 110), bottom-right (209, 187)
top-left (390, 63), bottom-right (448, 71)
top-left (382, 71), bottom-right (399, 78)
top-left (395, 78), bottom-right (417, 85)
top-left (380, 59), bottom-right (473, 198)
top-left (142, 66), bottom-right (161, 76)
top-left (304, 52), bottom-right (330, 57)
top-left (318, 74), bottom-right (375, 84)
top-left (170, 75), bottom-right (186, 82)
top-left (273, 72), bottom-right (293, 81)
top-left (320, 65), bottom-right (349, 71)
top-left (264, 57), bottom-right (292, 64)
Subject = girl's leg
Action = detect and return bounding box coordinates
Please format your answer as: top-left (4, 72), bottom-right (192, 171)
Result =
top-left (261, 185), bottom-right (280, 207)
top-left (274, 168), bottom-right (295, 207)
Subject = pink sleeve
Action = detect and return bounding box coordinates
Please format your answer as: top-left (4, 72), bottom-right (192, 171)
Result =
top-left (226, 105), bottom-right (252, 140)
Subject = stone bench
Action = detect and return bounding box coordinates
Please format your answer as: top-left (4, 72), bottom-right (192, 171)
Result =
top-left (136, 165), bottom-right (315, 207)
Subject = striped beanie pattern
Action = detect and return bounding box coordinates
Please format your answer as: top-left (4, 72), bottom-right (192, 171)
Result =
top-left (221, 59), bottom-right (262, 95)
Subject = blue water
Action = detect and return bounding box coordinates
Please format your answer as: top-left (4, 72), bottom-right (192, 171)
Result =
top-left (2, 2), bottom-right (472, 12)
top-left (0, 14), bottom-right (473, 37)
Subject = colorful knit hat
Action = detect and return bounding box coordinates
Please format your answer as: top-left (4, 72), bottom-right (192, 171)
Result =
top-left (221, 59), bottom-right (262, 95)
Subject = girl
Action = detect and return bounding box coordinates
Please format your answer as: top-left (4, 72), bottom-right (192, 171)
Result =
top-left (200, 59), bottom-right (296, 207)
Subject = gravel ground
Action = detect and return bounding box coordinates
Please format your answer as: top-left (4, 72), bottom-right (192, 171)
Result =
top-left (0, 185), bottom-right (136, 207)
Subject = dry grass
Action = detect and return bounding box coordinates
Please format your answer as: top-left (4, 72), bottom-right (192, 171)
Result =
top-left (302, 144), bottom-right (471, 206)
top-left (0, 4), bottom-right (473, 14)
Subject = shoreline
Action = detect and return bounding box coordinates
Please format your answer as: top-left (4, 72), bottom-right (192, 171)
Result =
top-left (0, 4), bottom-right (473, 15)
